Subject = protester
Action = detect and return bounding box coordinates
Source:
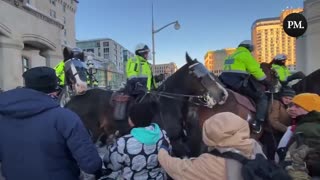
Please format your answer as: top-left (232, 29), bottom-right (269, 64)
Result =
top-left (158, 112), bottom-right (266, 180)
top-left (102, 95), bottom-right (170, 180)
top-left (276, 93), bottom-right (320, 163)
top-left (0, 67), bottom-right (102, 180)
top-left (262, 88), bottom-right (295, 160)
top-left (278, 93), bottom-right (320, 179)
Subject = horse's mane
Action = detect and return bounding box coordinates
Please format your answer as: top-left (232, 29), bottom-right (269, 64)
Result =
top-left (292, 68), bottom-right (320, 94)
top-left (158, 60), bottom-right (197, 92)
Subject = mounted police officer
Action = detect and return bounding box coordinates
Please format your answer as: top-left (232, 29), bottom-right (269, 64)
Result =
top-left (270, 53), bottom-right (305, 87)
top-left (112, 43), bottom-right (164, 120)
top-left (220, 40), bottom-right (272, 133)
top-left (125, 43), bottom-right (164, 95)
top-left (86, 58), bottom-right (99, 88)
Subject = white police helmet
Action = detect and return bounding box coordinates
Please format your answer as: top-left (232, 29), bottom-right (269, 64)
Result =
top-left (274, 54), bottom-right (287, 61)
top-left (135, 43), bottom-right (150, 54)
top-left (239, 40), bottom-right (254, 52)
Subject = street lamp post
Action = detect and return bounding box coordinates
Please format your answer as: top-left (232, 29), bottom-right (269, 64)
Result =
top-left (152, 2), bottom-right (180, 66)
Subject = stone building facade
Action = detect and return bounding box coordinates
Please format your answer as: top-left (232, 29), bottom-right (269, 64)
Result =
top-left (0, 0), bottom-right (77, 90)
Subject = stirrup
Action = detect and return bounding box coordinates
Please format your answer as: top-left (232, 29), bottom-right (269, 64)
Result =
top-left (250, 121), bottom-right (262, 134)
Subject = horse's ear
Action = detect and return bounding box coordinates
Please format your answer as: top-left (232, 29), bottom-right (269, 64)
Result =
top-left (63, 47), bottom-right (73, 61)
top-left (186, 52), bottom-right (193, 64)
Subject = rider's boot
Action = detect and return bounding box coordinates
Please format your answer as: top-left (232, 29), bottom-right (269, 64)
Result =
top-left (250, 118), bottom-right (263, 134)
top-left (250, 93), bottom-right (268, 134)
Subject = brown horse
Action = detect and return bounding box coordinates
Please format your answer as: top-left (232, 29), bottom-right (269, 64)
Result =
top-left (63, 52), bottom-right (229, 157)
top-left (182, 62), bottom-right (280, 156)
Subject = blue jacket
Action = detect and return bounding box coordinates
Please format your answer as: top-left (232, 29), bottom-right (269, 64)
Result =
top-left (0, 88), bottom-right (102, 180)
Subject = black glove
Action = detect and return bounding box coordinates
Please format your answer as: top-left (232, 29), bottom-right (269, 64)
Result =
top-left (260, 79), bottom-right (272, 90)
top-left (287, 71), bottom-right (305, 82)
top-left (154, 74), bottom-right (165, 82)
top-left (277, 147), bottom-right (288, 162)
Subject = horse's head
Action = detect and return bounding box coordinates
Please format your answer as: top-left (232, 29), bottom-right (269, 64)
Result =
top-left (186, 53), bottom-right (228, 107)
top-left (64, 58), bottom-right (88, 95)
top-left (164, 53), bottom-right (228, 108)
top-left (63, 47), bottom-right (85, 62)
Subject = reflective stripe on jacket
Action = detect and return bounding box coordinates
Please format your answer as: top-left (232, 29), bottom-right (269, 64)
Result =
top-left (222, 47), bottom-right (266, 80)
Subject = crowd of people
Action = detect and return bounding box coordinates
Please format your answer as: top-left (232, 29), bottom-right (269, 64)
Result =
top-left (0, 40), bottom-right (319, 180)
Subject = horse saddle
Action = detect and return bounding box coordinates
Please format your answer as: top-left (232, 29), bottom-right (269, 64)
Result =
top-left (110, 91), bottom-right (131, 121)
top-left (228, 89), bottom-right (256, 113)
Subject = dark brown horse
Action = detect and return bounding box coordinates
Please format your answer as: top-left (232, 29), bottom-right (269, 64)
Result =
top-left (291, 69), bottom-right (320, 95)
top-left (63, 52), bottom-right (229, 157)
top-left (182, 62), bottom-right (281, 156)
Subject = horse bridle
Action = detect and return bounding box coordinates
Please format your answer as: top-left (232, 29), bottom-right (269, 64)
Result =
top-left (151, 62), bottom-right (218, 108)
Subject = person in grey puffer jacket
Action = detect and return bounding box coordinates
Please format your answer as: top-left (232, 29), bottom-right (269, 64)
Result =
top-left (101, 96), bottom-right (171, 180)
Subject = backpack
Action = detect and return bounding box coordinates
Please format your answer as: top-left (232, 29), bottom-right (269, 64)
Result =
top-left (209, 149), bottom-right (292, 180)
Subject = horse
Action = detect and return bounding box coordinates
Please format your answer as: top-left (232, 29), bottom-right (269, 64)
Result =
top-left (291, 69), bottom-right (320, 95)
top-left (63, 52), bottom-right (229, 157)
top-left (182, 62), bottom-right (282, 156)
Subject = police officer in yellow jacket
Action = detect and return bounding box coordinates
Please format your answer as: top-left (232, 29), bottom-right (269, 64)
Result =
top-left (54, 61), bottom-right (65, 87)
top-left (270, 54), bottom-right (305, 86)
top-left (126, 43), bottom-right (164, 95)
top-left (271, 54), bottom-right (292, 83)
top-left (220, 40), bottom-right (272, 133)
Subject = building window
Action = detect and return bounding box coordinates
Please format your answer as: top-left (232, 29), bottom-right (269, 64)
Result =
top-left (50, 9), bottom-right (56, 18)
top-left (22, 56), bottom-right (30, 72)
top-left (26, 0), bottom-right (31, 4)
top-left (103, 42), bottom-right (109, 47)
top-left (104, 54), bottom-right (109, 59)
top-left (50, 0), bottom-right (56, 6)
top-left (64, 29), bottom-right (67, 36)
top-left (63, 4), bottom-right (66, 12)
top-left (87, 49), bottom-right (94, 53)
top-left (63, 16), bottom-right (66, 24)
top-left (96, 42), bottom-right (100, 47)
top-left (64, 40), bottom-right (67, 45)
top-left (104, 48), bottom-right (109, 53)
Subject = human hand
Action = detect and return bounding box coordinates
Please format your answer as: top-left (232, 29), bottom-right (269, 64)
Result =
top-left (287, 107), bottom-right (298, 118)
top-left (290, 144), bottom-right (311, 167)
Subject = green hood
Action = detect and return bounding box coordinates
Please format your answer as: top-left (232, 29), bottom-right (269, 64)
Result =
top-left (296, 111), bottom-right (320, 125)
top-left (295, 111), bottom-right (320, 147)
top-left (130, 123), bottom-right (161, 145)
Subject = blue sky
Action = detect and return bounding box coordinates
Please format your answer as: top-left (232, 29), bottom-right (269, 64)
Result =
top-left (76, 0), bottom-right (303, 67)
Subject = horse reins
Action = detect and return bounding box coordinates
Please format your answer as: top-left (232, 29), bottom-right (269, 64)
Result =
top-left (149, 91), bottom-right (210, 107)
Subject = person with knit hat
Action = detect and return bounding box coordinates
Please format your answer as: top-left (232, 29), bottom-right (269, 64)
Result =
top-left (102, 94), bottom-right (170, 180)
top-left (0, 67), bottom-right (102, 180)
top-left (276, 93), bottom-right (320, 161)
top-left (157, 112), bottom-right (266, 180)
top-left (287, 93), bottom-right (320, 147)
top-left (261, 88), bottom-right (296, 160)
top-left (278, 93), bottom-right (320, 179)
